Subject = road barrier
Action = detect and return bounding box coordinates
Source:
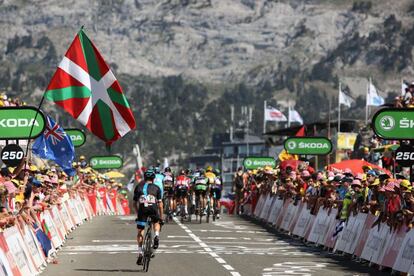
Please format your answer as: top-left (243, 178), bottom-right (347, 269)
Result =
top-left (0, 191), bottom-right (127, 276)
top-left (246, 193), bottom-right (414, 274)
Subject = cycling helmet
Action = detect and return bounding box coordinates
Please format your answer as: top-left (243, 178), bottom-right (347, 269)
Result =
top-left (164, 167), bottom-right (171, 173)
top-left (179, 169), bottom-right (186, 175)
top-left (154, 166), bottom-right (161, 174)
top-left (144, 170), bottom-right (156, 180)
top-left (206, 166), bottom-right (213, 172)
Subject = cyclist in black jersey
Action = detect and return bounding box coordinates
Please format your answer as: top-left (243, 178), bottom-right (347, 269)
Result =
top-left (133, 169), bottom-right (164, 265)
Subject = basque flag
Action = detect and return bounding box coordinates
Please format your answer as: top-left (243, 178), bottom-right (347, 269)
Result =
top-left (32, 115), bottom-right (76, 175)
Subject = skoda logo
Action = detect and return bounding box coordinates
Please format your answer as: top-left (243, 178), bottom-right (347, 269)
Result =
top-left (244, 159), bottom-right (252, 166)
top-left (90, 159), bottom-right (98, 166)
top-left (287, 141), bottom-right (297, 150)
top-left (379, 116), bottom-right (395, 131)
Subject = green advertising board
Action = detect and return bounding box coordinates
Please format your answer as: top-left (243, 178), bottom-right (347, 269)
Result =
top-left (65, 129), bottom-right (86, 147)
top-left (372, 108), bottom-right (414, 140)
top-left (243, 157), bottom-right (276, 170)
top-left (0, 107), bottom-right (45, 139)
top-left (284, 137), bottom-right (332, 155)
top-left (90, 155), bottom-right (123, 169)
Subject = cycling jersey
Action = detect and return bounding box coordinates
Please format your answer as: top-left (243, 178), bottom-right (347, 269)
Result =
top-left (205, 171), bottom-right (216, 185)
top-left (133, 182), bottom-right (162, 229)
top-left (154, 173), bottom-right (164, 197)
top-left (175, 175), bottom-right (191, 190)
top-left (194, 176), bottom-right (208, 191)
top-left (163, 173), bottom-right (174, 189)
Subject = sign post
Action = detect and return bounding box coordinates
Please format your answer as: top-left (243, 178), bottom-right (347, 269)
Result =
top-left (283, 137), bottom-right (332, 155)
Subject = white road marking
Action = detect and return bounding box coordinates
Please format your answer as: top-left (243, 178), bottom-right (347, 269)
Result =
top-left (262, 262), bottom-right (328, 276)
top-left (173, 217), bottom-right (242, 276)
top-left (231, 272), bottom-right (241, 276)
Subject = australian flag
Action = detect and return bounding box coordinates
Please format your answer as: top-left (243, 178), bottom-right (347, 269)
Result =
top-left (32, 115), bottom-right (76, 175)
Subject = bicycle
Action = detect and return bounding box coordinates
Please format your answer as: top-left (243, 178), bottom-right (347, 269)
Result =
top-left (141, 217), bottom-right (154, 272)
top-left (163, 195), bottom-right (173, 223)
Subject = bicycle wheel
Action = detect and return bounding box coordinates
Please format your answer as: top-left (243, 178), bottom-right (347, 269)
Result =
top-left (180, 201), bottom-right (185, 223)
top-left (199, 197), bottom-right (203, 224)
top-left (164, 197), bottom-right (170, 223)
top-left (212, 199), bottom-right (217, 222)
top-left (206, 198), bottom-right (210, 223)
top-left (143, 226), bottom-right (152, 272)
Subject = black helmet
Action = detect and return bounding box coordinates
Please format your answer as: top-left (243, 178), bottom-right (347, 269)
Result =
top-left (165, 167), bottom-right (171, 173)
top-left (144, 170), bottom-right (156, 180)
top-left (179, 169), bottom-right (186, 175)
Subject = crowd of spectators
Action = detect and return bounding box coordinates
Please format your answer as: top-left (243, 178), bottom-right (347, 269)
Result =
top-left (234, 161), bottom-right (414, 231)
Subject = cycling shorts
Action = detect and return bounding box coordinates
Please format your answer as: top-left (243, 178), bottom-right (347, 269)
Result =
top-left (164, 186), bottom-right (174, 197)
top-left (136, 206), bottom-right (160, 230)
top-left (195, 189), bottom-right (207, 198)
top-left (210, 187), bottom-right (222, 200)
top-left (175, 188), bottom-right (188, 198)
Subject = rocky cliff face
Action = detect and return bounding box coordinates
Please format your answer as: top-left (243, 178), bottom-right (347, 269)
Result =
top-left (0, 0), bottom-right (413, 164)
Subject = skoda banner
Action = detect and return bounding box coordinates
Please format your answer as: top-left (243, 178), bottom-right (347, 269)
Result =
top-left (284, 137), bottom-right (332, 155)
top-left (0, 107), bottom-right (46, 139)
top-left (90, 156), bottom-right (123, 170)
top-left (65, 129), bottom-right (86, 147)
top-left (243, 157), bottom-right (276, 170)
top-left (373, 108), bottom-right (414, 140)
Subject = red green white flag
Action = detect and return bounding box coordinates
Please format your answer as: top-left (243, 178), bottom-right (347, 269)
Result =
top-left (44, 28), bottom-right (136, 146)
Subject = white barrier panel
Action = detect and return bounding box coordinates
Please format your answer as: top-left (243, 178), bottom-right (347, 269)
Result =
top-left (361, 223), bottom-right (390, 262)
top-left (280, 201), bottom-right (299, 231)
top-left (275, 200), bottom-right (291, 228)
top-left (393, 228), bottom-right (414, 273)
top-left (289, 202), bottom-right (304, 233)
top-left (334, 215), bottom-right (356, 253)
top-left (117, 199), bottom-right (125, 216)
top-left (268, 198), bottom-right (283, 226)
top-left (292, 205), bottom-right (312, 237)
top-left (253, 195), bottom-right (265, 218)
top-left (68, 200), bottom-right (82, 225)
top-left (20, 224), bottom-right (46, 269)
top-left (308, 208), bottom-right (328, 244)
top-left (75, 196), bottom-right (88, 221)
top-left (264, 197), bottom-right (277, 222)
top-left (51, 207), bottom-right (67, 242)
top-left (43, 211), bottom-right (63, 249)
top-left (60, 203), bottom-right (75, 231)
top-left (381, 225), bottom-right (407, 268)
top-left (343, 213), bottom-right (367, 254)
top-left (4, 226), bottom-right (37, 275)
top-left (259, 194), bottom-right (272, 220)
top-left (0, 246), bottom-right (14, 276)
top-left (354, 214), bottom-right (376, 257)
top-left (323, 217), bottom-right (339, 249)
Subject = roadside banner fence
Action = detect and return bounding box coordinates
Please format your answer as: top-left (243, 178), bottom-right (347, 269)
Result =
top-left (0, 191), bottom-right (126, 276)
top-left (247, 193), bottom-right (414, 274)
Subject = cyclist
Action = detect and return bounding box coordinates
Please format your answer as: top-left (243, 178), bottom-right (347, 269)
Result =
top-left (210, 169), bottom-right (223, 219)
top-left (175, 170), bottom-right (191, 216)
top-left (163, 167), bottom-right (175, 218)
top-left (193, 169), bottom-right (209, 215)
top-left (153, 166), bottom-right (164, 197)
top-left (133, 169), bottom-right (163, 265)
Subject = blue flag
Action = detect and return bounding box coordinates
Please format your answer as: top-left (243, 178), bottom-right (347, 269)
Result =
top-left (32, 115), bottom-right (76, 175)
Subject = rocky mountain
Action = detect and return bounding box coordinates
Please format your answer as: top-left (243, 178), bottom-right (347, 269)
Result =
top-left (0, 0), bottom-right (414, 167)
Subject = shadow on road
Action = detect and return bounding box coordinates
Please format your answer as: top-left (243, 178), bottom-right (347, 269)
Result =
top-left (75, 268), bottom-right (142, 273)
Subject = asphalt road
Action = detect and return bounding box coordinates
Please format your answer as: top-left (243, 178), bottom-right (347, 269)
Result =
top-left (43, 214), bottom-right (390, 276)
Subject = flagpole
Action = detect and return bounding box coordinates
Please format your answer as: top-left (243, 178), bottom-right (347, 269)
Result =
top-left (263, 100), bottom-right (266, 134)
top-left (287, 101), bottom-right (291, 128)
top-left (338, 82), bottom-right (341, 133)
top-left (365, 79), bottom-right (369, 124)
top-left (24, 96), bottom-right (45, 162)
